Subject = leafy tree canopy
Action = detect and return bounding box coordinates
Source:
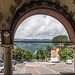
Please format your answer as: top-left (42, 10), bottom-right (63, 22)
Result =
top-left (36, 49), bottom-right (45, 60)
top-left (23, 49), bottom-right (33, 61)
top-left (59, 45), bottom-right (73, 60)
top-left (45, 45), bottom-right (52, 58)
top-left (13, 47), bottom-right (24, 61)
top-left (47, 45), bottom-right (52, 51)
top-left (52, 35), bottom-right (68, 46)
top-left (32, 54), bottom-right (36, 59)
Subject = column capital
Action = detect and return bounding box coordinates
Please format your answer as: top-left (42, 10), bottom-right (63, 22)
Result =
top-left (1, 30), bottom-right (13, 44)
top-left (3, 31), bottom-right (10, 38)
top-left (1, 44), bottom-right (14, 48)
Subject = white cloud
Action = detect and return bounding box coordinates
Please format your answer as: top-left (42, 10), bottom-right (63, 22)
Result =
top-left (15, 15), bottom-right (68, 39)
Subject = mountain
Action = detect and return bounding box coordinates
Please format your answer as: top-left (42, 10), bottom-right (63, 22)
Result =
top-left (14, 39), bottom-right (55, 53)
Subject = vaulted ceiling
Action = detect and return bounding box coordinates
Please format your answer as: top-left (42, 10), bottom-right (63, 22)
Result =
top-left (0, 0), bottom-right (75, 31)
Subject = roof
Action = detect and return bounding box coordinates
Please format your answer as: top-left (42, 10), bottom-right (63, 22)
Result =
top-left (52, 45), bottom-right (64, 50)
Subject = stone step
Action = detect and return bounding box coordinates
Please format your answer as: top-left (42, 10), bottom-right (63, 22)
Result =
top-left (60, 72), bottom-right (75, 75)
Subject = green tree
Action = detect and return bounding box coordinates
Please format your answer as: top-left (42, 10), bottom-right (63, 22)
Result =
top-left (23, 50), bottom-right (33, 61)
top-left (44, 50), bottom-right (49, 62)
top-left (52, 35), bottom-right (68, 46)
top-left (46, 45), bottom-right (52, 58)
top-left (13, 47), bottom-right (24, 61)
top-left (59, 45), bottom-right (73, 60)
top-left (36, 49), bottom-right (45, 60)
top-left (32, 54), bottom-right (36, 59)
top-left (47, 45), bottom-right (51, 51)
top-left (44, 45), bottom-right (52, 62)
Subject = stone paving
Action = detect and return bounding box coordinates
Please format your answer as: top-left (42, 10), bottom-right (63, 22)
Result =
top-left (0, 62), bottom-right (74, 75)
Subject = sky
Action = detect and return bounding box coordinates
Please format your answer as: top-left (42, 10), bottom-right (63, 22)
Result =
top-left (15, 15), bottom-right (68, 39)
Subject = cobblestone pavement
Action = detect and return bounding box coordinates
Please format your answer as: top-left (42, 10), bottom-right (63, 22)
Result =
top-left (0, 62), bottom-right (74, 75)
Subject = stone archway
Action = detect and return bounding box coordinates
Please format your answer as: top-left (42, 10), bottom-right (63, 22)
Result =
top-left (11, 1), bottom-right (75, 43)
top-left (13, 9), bottom-right (75, 42)
top-left (2, 1), bottom-right (75, 75)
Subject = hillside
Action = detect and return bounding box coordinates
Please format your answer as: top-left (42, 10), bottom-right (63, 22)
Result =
top-left (14, 39), bottom-right (55, 53)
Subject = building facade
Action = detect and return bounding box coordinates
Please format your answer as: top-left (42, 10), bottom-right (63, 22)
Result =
top-left (51, 45), bottom-right (64, 58)
top-left (0, 47), bottom-right (4, 61)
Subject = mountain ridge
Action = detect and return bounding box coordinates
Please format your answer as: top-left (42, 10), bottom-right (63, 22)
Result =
top-left (14, 39), bottom-right (55, 53)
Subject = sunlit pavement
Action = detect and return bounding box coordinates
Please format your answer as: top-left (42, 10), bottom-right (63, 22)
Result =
top-left (0, 62), bottom-right (74, 75)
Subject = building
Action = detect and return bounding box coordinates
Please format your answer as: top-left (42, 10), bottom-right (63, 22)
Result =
top-left (0, 47), bottom-right (4, 61)
top-left (51, 45), bottom-right (64, 62)
top-left (51, 45), bottom-right (64, 58)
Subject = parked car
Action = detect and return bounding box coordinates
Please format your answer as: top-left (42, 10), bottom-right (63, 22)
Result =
top-left (0, 60), bottom-right (4, 63)
top-left (66, 59), bottom-right (72, 64)
top-left (0, 63), bottom-right (15, 73)
top-left (23, 61), bottom-right (28, 64)
top-left (13, 60), bottom-right (17, 65)
top-left (0, 63), bottom-right (4, 72)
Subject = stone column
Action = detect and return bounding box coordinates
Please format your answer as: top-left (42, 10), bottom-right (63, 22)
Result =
top-left (4, 45), bottom-right (13, 75)
top-left (73, 46), bottom-right (75, 72)
top-left (70, 45), bottom-right (75, 72)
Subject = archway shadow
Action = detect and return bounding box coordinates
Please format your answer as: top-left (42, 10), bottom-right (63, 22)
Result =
top-left (14, 73), bottom-right (32, 75)
top-left (14, 73), bottom-right (60, 75)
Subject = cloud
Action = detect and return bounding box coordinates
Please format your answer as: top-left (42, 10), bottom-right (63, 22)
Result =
top-left (15, 15), bottom-right (68, 39)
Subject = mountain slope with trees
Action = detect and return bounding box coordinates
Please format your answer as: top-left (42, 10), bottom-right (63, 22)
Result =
top-left (14, 39), bottom-right (54, 53)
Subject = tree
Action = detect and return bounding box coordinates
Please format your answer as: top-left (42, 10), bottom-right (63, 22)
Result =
top-left (46, 45), bottom-right (52, 58)
top-left (44, 45), bottom-right (52, 61)
top-left (52, 35), bottom-right (68, 46)
top-left (13, 47), bottom-right (24, 61)
top-left (32, 54), bottom-right (36, 59)
top-left (47, 45), bottom-right (51, 51)
top-left (36, 49), bottom-right (45, 60)
top-left (23, 49), bottom-right (33, 61)
top-left (44, 50), bottom-right (49, 62)
top-left (59, 45), bottom-right (73, 60)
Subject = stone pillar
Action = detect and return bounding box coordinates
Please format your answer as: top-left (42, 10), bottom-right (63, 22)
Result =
top-left (4, 45), bottom-right (13, 75)
top-left (1, 31), bottom-right (14, 75)
top-left (72, 46), bottom-right (75, 72)
top-left (70, 45), bottom-right (75, 72)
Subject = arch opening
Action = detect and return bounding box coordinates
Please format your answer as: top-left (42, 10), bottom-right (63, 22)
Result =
top-left (12, 14), bottom-right (74, 75)
top-left (15, 14), bottom-right (69, 40)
